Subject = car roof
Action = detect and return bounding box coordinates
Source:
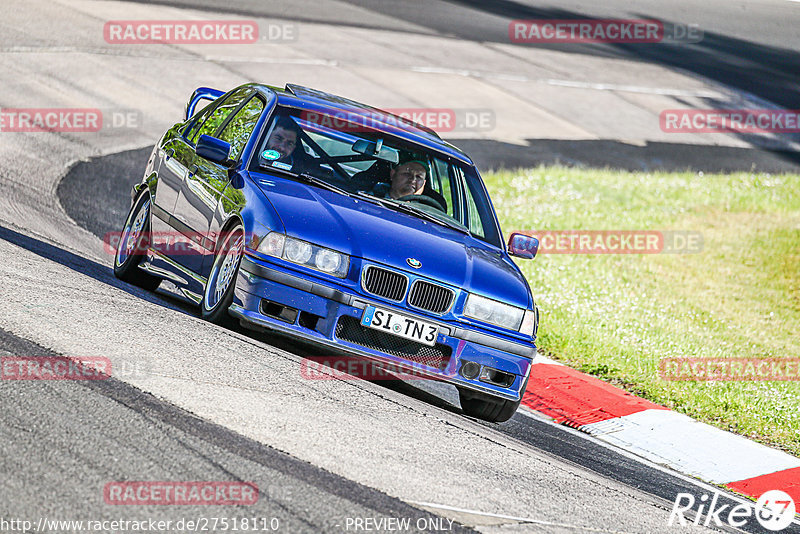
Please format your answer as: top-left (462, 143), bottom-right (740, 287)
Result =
top-left (250, 83), bottom-right (474, 166)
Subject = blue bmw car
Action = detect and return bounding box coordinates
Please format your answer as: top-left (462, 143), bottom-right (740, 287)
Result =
top-left (114, 83), bottom-right (540, 422)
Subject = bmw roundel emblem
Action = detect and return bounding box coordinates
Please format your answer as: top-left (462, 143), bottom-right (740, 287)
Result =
top-left (406, 258), bottom-right (422, 269)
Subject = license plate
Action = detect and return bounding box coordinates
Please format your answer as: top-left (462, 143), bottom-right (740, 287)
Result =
top-left (360, 306), bottom-right (439, 347)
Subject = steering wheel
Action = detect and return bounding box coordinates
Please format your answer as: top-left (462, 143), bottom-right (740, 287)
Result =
top-left (396, 194), bottom-right (446, 213)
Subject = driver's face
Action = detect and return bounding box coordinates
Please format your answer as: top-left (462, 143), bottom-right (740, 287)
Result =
top-left (389, 162), bottom-right (427, 199)
top-left (267, 127), bottom-right (297, 159)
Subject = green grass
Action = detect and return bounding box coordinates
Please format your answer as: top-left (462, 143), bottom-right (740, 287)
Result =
top-left (485, 167), bottom-right (800, 455)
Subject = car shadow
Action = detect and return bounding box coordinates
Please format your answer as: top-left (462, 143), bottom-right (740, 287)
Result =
top-left (0, 224), bottom-right (195, 316)
top-left (247, 332), bottom-right (466, 416)
top-left (0, 224), bottom-right (469, 416)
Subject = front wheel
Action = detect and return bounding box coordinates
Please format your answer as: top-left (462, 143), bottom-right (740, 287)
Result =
top-left (458, 375), bottom-right (529, 423)
top-left (201, 224), bottom-right (244, 327)
top-left (113, 192), bottom-right (161, 291)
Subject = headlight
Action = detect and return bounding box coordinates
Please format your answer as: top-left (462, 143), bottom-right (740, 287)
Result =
top-left (257, 232), bottom-right (349, 278)
top-left (284, 238), bottom-right (313, 264)
top-left (463, 294), bottom-right (524, 331)
top-left (314, 248), bottom-right (342, 273)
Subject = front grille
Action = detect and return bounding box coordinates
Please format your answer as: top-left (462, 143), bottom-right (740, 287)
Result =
top-left (335, 316), bottom-right (451, 370)
top-left (362, 266), bottom-right (408, 301)
top-left (408, 280), bottom-right (454, 314)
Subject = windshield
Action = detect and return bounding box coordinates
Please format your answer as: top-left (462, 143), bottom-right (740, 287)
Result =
top-left (250, 107), bottom-right (502, 247)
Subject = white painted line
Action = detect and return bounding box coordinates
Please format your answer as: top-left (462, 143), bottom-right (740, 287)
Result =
top-left (517, 407), bottom-right (800, 529)
top-left (517, 407), bottom-right (799, 510)
top-left (0, 47), bottom-right (339, 67)
top-left (408, 500), bottom-right (635, 533)
top-left (583, 409), bottom-right (800, 484)
top-left (541, 78), bottom-right (722, 97)
top-left (409, 66), bottom-right (723, 97)
top-left (410, 65), bottom-right (529, 82)
top-left (205, 56), bottom-right (338, 66)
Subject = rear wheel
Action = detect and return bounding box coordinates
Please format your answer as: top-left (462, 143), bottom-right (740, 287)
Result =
top-left (113, 192), bottom-right (161, 291)
top-left (458, 375), bottom-right (529, 423)
top-left (201, 224), bottom-right (244, 327)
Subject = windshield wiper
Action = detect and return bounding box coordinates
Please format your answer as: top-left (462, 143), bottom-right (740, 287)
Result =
top-left (359, 193), bottom-right (469, 234)
top-left (295, 173), bottom-right (356, 197)
top-left (395, 202), bottom-right (469, 233)
top-left (352, 190), bottom-right (396, 209)
top-left (261, 165), bottom-right (355, 197)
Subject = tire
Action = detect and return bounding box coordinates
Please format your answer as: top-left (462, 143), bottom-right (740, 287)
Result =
top-left (458, 374), bottom-right (529, 423)
top-left (201, 224), bottom-right (244, 327)
top-left (113, 192), bottom-right (162, 291)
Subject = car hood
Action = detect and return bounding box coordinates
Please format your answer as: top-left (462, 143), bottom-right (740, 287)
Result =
top-left (252, 173), bottom-right (531, 308)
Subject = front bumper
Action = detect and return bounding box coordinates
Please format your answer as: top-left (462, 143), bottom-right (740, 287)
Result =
top-left (231, 255), bottom-right (535, 402)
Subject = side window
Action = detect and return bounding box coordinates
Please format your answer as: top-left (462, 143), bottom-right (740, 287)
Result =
top-left (460, 169), bottom-right (501, 247)
top-left (218, 96), bottom-right (265, 160)
top-left (433, 160), bottom-right (455, 218)
top-left (465, 186), bottom-right (485, 239)
top-left (183, 100), bottom-right (214, 141)
top-left (190, 87), bottom-right (252, 144)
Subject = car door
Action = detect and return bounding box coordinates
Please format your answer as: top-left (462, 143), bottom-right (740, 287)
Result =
top-left (151, 136), bottom-right (193, 235)
top-left (201, 91), bottom-right (273, 279)
top-left (168, 87), bottom-right (253, 272)
top-left (151, 95), bottom-right (222, 236)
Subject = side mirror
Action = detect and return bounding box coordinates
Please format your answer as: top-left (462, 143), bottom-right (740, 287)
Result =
top-left (196, 135), bottom-right (232, 166)
top-left (508, 233), bottom-right (538, 259)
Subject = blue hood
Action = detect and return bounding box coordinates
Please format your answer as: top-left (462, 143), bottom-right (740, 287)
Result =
top-left (251, 173), bottom-right (531, 308)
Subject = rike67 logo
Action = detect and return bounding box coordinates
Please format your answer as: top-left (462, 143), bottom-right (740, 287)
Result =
top-left (669, 490), bottom-right (796, 531)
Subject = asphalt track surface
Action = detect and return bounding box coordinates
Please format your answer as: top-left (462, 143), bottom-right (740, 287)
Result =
top-left (134, 0), bottom-right (800, 111)
top-left (52, 146), bottom-right (800, 534)
top-left (127, 0), bottom-right (800, 173)
top-left (0, 326), bottom-right (471, 534)
top-left (3, 0), bottom-right (800, 532)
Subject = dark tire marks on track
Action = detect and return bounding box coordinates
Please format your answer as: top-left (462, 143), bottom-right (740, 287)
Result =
top-left (54, 147), bottom-right (800, 534)
top-left (0, 327), bottom-right (474, 533)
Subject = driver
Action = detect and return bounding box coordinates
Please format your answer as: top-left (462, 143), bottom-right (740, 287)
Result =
top-left (264, 116), bottom-right (304, 171)
top-left (388, 160), bottom-right (428, 199)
